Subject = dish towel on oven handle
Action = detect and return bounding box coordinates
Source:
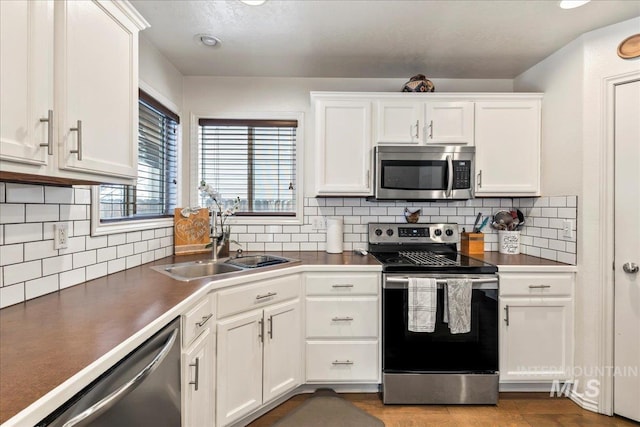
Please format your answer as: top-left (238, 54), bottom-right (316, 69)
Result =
top-left (407, 277), bottom-right (437, 332)
top-left (443, 278), bottom-right (472, 334)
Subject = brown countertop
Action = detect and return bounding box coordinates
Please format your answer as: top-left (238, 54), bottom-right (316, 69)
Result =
top-left (0, 251), bottom-right (380, 424)
top-left (470, 251), bottom-right (573, 267)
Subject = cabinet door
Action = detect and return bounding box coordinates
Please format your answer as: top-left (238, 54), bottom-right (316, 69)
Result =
top-left (314, 99), bottom-right (373, 196)
top-left (55, 0), bottom-right (139, 180)
top-left (499, 297), bottom-right (573, 381)
top-left (263, 300), bottom-right (302, 403)
top-left (0, 0), bottom-right (53, 171)
top-left (425, 101), bottom-right (474, 145)
top-left (217, 310), bottom-right (263, 427)
top-left (376, 100), bottom-right (423, 144)
top-left (183, 329), bottom-right (214, 427)
top-left (475, 101), bottom-right (540, 196)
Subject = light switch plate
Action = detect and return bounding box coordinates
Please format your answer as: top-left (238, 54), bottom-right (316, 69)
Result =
top-left (562, 220), bottom-right (574, 239)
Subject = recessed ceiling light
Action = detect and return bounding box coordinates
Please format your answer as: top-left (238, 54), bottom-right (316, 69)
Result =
top-left (559, 0), bottom-right (591, 9)
top-left (240, 0), bottom-right (266, 5)
top-left (195, 34), bottom-right (221, 47)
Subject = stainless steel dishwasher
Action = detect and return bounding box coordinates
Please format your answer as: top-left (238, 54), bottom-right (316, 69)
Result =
top-left (37, 318), bottom-right (181, 427)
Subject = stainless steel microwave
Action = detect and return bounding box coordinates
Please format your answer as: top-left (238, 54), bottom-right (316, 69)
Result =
top-left (372, 145), bottom-right (475, 200)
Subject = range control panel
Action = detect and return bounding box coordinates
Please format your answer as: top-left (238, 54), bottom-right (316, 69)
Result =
top-left (368, 223), bottom-right (459, 245)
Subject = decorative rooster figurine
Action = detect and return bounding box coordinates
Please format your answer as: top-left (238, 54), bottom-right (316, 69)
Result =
top-left (404, 207), bottom-right (421, 223)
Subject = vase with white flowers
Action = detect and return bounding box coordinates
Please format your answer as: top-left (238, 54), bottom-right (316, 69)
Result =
top-left (198, 180), bottom-right (240, 259)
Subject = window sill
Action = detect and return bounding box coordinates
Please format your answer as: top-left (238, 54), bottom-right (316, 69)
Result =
top-left (91, 216), bottom-right (174, 236)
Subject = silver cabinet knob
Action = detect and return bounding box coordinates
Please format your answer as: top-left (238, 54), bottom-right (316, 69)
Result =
top-left (622, 262), bottom-right (639, 274)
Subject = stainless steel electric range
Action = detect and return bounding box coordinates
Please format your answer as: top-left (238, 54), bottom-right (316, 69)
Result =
top-left (367, 223), bottom-right (499, 405)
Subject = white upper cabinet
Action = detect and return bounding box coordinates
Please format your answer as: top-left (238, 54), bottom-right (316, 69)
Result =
top-left (0, 0), bottom-right (53, 171)
top-left (0, 0), bottom-right (148, 185)
top-left (475, 100), bottom-right (541, 196)
top-left (376, 100), bottom-right (424, 144)
top-left (375, 100), bottom-right (474, 145)
top-left (314, 97), bottom-right (373, 196)
top-left (424, 101), bottom-right (474, 145)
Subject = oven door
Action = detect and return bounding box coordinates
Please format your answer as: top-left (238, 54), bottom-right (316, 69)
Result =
top-left (374, 146), bottom-right (474, 200)
top-left (382, 274), bottom-right (498, 374)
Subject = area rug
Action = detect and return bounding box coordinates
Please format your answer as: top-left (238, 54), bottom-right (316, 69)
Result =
top-left (272, 389), bottom-right (385, 427)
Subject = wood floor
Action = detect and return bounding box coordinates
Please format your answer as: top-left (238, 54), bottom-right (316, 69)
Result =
top-left (248, 393), bottom-right (639, 427)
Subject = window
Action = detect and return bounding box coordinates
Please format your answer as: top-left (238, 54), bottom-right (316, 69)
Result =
top-left (99, 90), bottom-right (178, 222)
top-left (198, 118), bottom-right (297, 217)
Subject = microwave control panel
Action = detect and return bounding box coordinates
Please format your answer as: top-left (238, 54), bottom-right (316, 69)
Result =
top-left (453, 161), bottom-right (471, 189)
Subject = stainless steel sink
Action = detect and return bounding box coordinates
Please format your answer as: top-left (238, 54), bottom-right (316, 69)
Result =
top-left (151, 260), bottom-right (243, 281)
top-left (225, 254), bottom-right (290, 269)
top-left (151, 254), bottom-right (296, 282)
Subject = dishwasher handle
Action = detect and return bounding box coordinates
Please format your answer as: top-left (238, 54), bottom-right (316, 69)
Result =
top-left (62, 328), bottom-right (179, 427)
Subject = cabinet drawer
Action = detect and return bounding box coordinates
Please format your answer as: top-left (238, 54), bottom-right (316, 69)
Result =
top-left (306, 341), bottom-right (379, 383)
top-left (499, 273), bottom-right (574, 297)
top-left (217, 274), bottom-right (300, 319)
top-left (182, 296), bottom-right (214, 347)
top-left (306, 297), bottom-right (378, 338)
top-left (305, 273), bottom-right (379, 296)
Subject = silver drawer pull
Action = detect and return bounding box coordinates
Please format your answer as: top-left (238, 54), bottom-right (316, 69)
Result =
top-left (196, 313), bottom-right (213, 327)
top-left (529, 285), bottom-right (551, 289)
top-left (69, 120), bottom-right (83, 160)
top-left (39, 109), bottom-right (53, 155)
top-left (256, 291), bottom-right (277, 300)
top-left (332, 284), bottom-right (354, 288)
top-left (332, 360), bottom-right (354, 365)
top-left (189, 357), bottom-right (200, 391)
top-left (331, 316), bottom-right (354, 322)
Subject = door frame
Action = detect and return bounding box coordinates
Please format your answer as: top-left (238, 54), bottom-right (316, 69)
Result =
top-left (599, 70), bottom-right (640, 415)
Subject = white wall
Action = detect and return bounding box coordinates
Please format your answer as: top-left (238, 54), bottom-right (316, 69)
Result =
top-left (181, 76), bottom-right (513, 202)
top-left (139, 35), bottom-right (183, 112)
top-left (515, 16), bottom-right (640, 414)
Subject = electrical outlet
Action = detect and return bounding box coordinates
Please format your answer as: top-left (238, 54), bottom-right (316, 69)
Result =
top-left (54, 222), bottom-right (68, 249)
top-left (311, 217), bottom-right (326, 230)
top-left (562, 219), bottom-right (574, 239)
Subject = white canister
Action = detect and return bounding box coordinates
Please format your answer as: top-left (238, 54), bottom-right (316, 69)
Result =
top-left (498, 230), bottom-right (521, 255)
top-left (325, 217), bottom-right (344, 254)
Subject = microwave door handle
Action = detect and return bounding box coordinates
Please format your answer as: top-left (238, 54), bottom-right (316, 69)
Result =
top-left (446, 155), bottom-right (454, 197)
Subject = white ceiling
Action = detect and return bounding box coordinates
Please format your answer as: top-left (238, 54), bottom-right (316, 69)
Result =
top-left (131, 0), bottom-right (640, 79)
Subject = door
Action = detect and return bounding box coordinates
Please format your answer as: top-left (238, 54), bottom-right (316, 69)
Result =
top-left (183, 329), bottom-right (214, 427)
top-left (263, 300), bottom-right (301, 403)
top-left (614, 79), bottom-right (640, 421)
top-left (499, 298), bottom-right (573, 381)
top-left (217, 310), bottom-right (263, 427)
top-left (376, 100), bottom-right (424, 144)
top-left (425, 101), bottom-right (474, 145)
top-left (475, 101), bottom-right (540, 196)
top-left (0, 0), bottom-right (53, 170)
top-left (56, 0), bottom-right (138, 179)
top-left (314, 99), bottom-right (373, 195)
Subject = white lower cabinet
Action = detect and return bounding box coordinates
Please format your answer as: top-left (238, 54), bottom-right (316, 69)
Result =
top-left (182, 294), bottom-right (215, 427)
top-left (499, 272), bottom-right (574, 383)
top-left (304, 272), bottom-right (381, 384)
top-left (216, 275), bottom-right (302, 427)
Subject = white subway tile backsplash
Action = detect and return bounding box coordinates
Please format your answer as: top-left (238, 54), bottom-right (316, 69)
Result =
top-left (4, 223), bottom-right (42, 244)
top-left (86, 235), bottom-right (108, 250)
top-left (73, 250), bottom-right (97, 268)
top-left (0, 283), bottom-right (24, 308)
top-left (117, 243), bottom-right (134, 258)
top-left (60, 268), bottom-right (86, 290)
top-left (74, 188), bottom-right (91, 204)
top-left (126, 231), bottom-right (142, 243)
top-left (4, 260), bottom-right (41, 286)
top-left (549, 197), bottom-right (567, 207)
top-left (96, 246), bottom-right (117, 263)
top-left (0, 244), bottom-right (24, 266)
top-left (0, 204), bottom-right (25, 224)
top-left (25, 204), bottom-right (59, 222)
top-left (108, 233), bottom-right (126, 246)
top-left (24, 240), bottom-right (57, 261)
top-left (126, 254), bottom-right (142, 269)
top-left (73, 220), bottom-right (90, 236)
top-left (108, 258), bottom-right (126, 274)
top-left (134, 241), bottom-right (148, 254)
top-left (58, 236), bottom-right (86, 254)
top-left (86, 262), bottom-right (108, 281)
top-left (0, 183), bottom-right (5, 203)
top-left (45, 187), bottom-right (74, 204)
top-left (557, 208), bottom-right (577, 219)
top-left (557, 252), bottom-right (576, 264)
top-left (60, 204), bottom-right (87, 221)
top-left (5, 183), bottom-right (44, 203)
top-left (26, 275), bottom-right (58, 299)
top-left (43, 254), bottom-right (73, 276)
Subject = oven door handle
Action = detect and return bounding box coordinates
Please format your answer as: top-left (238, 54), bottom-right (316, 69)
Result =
top-left (446, 155), bottom-right (454, 197)
top-left (384, 277), bottom-right (498, 290)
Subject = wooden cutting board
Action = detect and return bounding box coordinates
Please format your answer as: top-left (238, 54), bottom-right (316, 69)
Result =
top-left (174, 208), bottom-right (211, 255)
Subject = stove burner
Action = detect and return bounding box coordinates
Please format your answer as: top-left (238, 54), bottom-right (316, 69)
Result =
top-left (399, 251), bottom-right (459, 266)
top-left (385, 257), bottom-right (406, 264)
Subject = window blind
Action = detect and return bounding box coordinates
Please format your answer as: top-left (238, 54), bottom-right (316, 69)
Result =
top-left (198, 119), bottom-right (297, 216)
top-left (100, 92), bottom-right (178, 221)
